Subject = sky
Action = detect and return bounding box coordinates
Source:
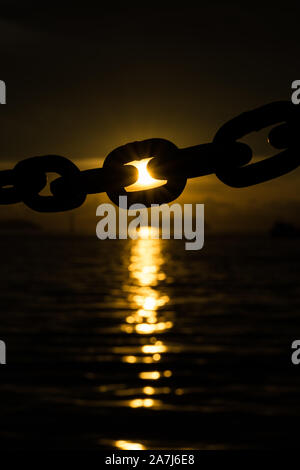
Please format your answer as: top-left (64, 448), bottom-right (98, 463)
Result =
top-left (0, 1), bottom-right (299, 234)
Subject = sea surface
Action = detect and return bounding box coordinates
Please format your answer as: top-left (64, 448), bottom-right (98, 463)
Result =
top-left (1, 234), bottom-right (300, 450)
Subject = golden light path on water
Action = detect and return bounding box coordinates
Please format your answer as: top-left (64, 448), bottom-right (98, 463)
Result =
top-left (115, 440), bottom-right (146, 451)
top-left (116, 226), bottom-right (174, 450)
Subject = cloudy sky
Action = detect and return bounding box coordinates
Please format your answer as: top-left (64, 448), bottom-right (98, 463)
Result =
top-left (0, 1), bottom-right (299, 233)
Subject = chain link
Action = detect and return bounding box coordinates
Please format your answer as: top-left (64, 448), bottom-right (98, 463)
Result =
top-left (213, 101), bottom-right (300, 187)
top-left (103, 138), bottom-right (187, 207)
top-left (0, 100), bottom-right (299, 211)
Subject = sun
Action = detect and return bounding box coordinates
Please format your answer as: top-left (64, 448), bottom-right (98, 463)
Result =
top-left (125, 157), bottom-right (167, 192)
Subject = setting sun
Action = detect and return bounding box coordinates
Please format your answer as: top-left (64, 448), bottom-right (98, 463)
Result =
top-left (125, 157), bottom-right (167, 192)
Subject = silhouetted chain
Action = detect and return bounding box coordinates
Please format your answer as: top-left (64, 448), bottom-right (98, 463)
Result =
top-left (0, 101), bottom-right (299, 212)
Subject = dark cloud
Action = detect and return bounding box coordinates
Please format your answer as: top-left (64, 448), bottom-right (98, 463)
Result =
top-left (0, 2), bottom-right (298, 160)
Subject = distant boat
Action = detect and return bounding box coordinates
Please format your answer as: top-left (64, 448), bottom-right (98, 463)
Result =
top-left (270, 221), bottom-right (300, 238)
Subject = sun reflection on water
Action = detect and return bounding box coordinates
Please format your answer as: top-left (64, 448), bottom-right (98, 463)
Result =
top-left (120, 227), bottom-right (174, 419)
top-left (115, 440), bottom-right (146, 450)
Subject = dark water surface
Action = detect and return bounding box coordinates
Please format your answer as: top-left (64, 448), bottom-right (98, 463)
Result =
top-left (1, 234), bottom-right (300, 449)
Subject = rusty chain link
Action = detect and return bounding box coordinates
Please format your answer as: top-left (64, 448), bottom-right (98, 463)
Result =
top-left (0, 101), bottom-right (299, 211)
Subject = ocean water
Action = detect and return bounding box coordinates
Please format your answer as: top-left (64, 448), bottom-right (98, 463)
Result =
top-left (1, 234), bottom-right (300, 450)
